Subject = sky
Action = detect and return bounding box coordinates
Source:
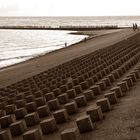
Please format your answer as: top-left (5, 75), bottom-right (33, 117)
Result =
top-left (0, 0), bottom-right (140, 16)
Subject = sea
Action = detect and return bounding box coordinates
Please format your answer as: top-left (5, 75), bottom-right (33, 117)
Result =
top-left (0, 16), bottom-right (140, 69)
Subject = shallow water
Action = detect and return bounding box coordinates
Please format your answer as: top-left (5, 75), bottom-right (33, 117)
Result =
top-left (0, 30), bottom-right (87, 68)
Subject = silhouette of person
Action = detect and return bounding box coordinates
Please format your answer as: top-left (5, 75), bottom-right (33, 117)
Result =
top-left (135, 23), bottom-right (139, 31)
top-left (133, 23), bottom-right (135, 31)
top-left (65, 42), bottom-right (67, 47)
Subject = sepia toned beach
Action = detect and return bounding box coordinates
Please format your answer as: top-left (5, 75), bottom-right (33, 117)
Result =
top-left (1, 0), bottom-right (140, 139)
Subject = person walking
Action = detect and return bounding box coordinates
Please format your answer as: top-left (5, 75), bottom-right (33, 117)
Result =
top-left (135, 23), bottom-right (139, 31)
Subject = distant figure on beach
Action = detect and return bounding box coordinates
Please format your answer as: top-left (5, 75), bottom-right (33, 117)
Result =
top-left (133, 23), bottom-right (139, 31)
top-left (65, 42), bottom-right (67, 47)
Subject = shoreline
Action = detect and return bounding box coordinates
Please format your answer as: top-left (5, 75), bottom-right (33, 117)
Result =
top-left (0, 28), bottom-right (138, 88)
top-left (0, 29), bottom-right (122, 71)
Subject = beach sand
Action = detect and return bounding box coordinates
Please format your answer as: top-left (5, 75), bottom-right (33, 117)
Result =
top-left (0, 29), bottom-right (136, 88)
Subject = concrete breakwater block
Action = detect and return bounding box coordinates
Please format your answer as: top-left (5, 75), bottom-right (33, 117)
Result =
top-left (74, 95), bottom-right (87, 107)
top-left (122, 77), bottom-right (133, 87)
top-left (48, 98), bottom-right (60, 111)
top-left (25, 95), bottom-right (35, 103)
top-left (87, 106), bottom-right (103, 122)
top-left (26, 102), bottom-right (37, 113)
top-left (127, 73), bottom-right (137, 83)
top-left (106, 74), bottom-right (115, 82)
top-left (110, 86), bottom-right (123, 98)
top-left (15, 99), bottom-right (26, 109)
top-left (112, 71), bottom-right (120, 79)
top-left (9, 120), bottom-right (27, 136)
top-left (24, 112), bottom-right (40, 127)
top-left (45, 92), bottom-right (55, 102)
top-left (14, 108), bottom-right (27, 120)
top-left (74, 85), bottom-right (82, 94)
top-left (0, 110), bottom-right (5, 118)
top-left (86, 78), bottom-right (94, 87)
top-left (104, 92), bottom-right (118, 104)
top-left (90, 85), bottom-right (101, 95)
top-left (40, 118), bottom-right (58, 134)
top-left (37, 105), bottom-right (50, 118)
top-left (76, 115), bottom-right (94, 133)
top-left (23, 129), bottom-right (42, 140)
top-left (96, 81), bottom-right (106, 90)
top-left (35, 97), bottom-right (46, 107)
top-left (53, 88), bottom-right (61, 97)
top-left (0, 115), bottom-right (14, 128)
top-left (132, 70), bottom-right (140, 79)
top-left (102, 78), bottom-right (111, 87)
top-left (0, 130), bottom-right (12, 140)
top-left (83, 90), bottom-right (94, 101)
top-left (61, 127), bottom-right (82, 140)
top-left (117, 81), bottom-right (129, 93)
top-left (60, 85), bottom-right (68, 93)
top-left (53, 109), bottom-right (69, 124)
top-left (96, 98), bottom-right (111, 112)
top-left (64, 101), bottom-right (78, 115)
top-left (80, 81), bottom-right (89, 90)
top-left (57, 93), bottom-right (69, 104)
top-left (67, 89), bottom-right (76, 99)
top-left (5, 104), bottom-right (16, 115)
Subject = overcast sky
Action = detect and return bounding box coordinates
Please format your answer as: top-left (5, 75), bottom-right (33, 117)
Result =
top-left (0, 0), bottom-right (140, 16)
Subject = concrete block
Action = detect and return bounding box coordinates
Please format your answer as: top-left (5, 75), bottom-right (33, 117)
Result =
top-left (24, 112), bottom-right (40, 127)
top-left (45, 92), bottom-right (55, 102)
top-left (10, 120), bottom-right (27, 136)
top-left (14, 108), bottom-right (27, 120)
top-left (61, 127), bottom-right (81, 140)
top-left (53, 109), bottom-right (69, 124)
top-left (16, 99), bottom-right (26, 109)
top-left (0, 115), bottom-right (14, 128)
top-left (23, 129), bottom-right (42, 140)
top-left (87, 106), bottom-right (103, 122)
top-left (40, 118), bottom-right (57, 134)
top-left (26, 102), bottom-right (37, 113)
top-left (0, 110), bottom-right (5, 118)
top-left (57, 93), bottom-right (69, 104)
top-left (74, 85), bottom-right (82, 94)
top-left (76, 115), bottom-right (94, 133)
top-left (37, 105), bottom-right (50, 118)
top-left (0, 130), bottom-right (12, 140)
top-left (5, 104), bottom-right (16, 115)
top-left (64, 101), bottom-right (78, 115)
top-left (117, 81), bottom-right (129, 92)
top-left (110, 86), bottom-right (123, 98)
top-left (48, 98), bottom-right (60, 111)
top-left (83, 90), bottom-right (94, 101)
top-left (74, 95), bottom-right (87, 107)
top-left (67, 89), bottom-right (76, 99)
top-left (104, 92), bottom-right (118, 104)
top-left (96, 98), bottom-right (111, 112)
top-left (35, 97), bottom-right (46, 107)
top-left (90, 85), bottom-right (101, 95)
top-left (122, 77), bottom-right (133, 87)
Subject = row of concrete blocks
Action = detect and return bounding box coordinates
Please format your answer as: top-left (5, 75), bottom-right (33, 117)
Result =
top-left (0, 45), bottom-right (137, 100)
top-left (30, 44), bottom-right (136, 85)
top-left (1, 42), bottom-right (134, 97)
top-left (0, 59), bottom-right (139, 118)
top-left (0, 50), bottom-right (139, 140)
top-left (0, 53), bottom-right (139, 118)
top-left (2, 40), bottom-right (138, 93)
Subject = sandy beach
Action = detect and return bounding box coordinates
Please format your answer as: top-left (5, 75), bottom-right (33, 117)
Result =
top-left (0, 29), bottom-right (136, 88)
top-left (0, 28), bottom-right (140, 140)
